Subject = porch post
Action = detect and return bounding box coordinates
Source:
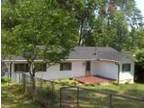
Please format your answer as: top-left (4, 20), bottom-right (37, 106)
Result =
top-left (6, 62), bottom-right (12, 78)
top-left (6, 62), bottom-right (11, 78)
top-left (10, 62), bottom-right (14, 80)
top-left (10, 62), bottom-right (13, 79)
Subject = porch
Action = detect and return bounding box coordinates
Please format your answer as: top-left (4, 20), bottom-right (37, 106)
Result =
top-left (75, 75), bottom-right (116, 84)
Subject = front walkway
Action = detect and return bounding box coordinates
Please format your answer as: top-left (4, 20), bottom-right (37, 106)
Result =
top-left (75, 75), bottom-right (115, 84)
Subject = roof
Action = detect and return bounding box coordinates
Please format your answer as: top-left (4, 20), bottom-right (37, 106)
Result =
top-left (2, 46), bottom-right (133, 62)
top-left (68, 47), bottom-right (122, 61)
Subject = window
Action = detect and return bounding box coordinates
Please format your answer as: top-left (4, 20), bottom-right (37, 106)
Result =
top-left (60, 62), bottom-right (72, 71)
top-left (34, 63), bottom-right (47, 72)
top-left (14, 63), bottom-right (29, 72)
top-left (122, 64), bottom-right (131, 72)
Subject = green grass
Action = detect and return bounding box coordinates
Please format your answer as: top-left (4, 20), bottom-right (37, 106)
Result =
top-left (53, 79), bottom-right (144, 108)
top-left (2, 78), bottom-right (144, 108)
top-left (80, 84), bottom-right (144, 108)
top-left (53, 79), bottom-right (144, 97)
top-left (1, 81), bottom-right (41, 108)
top-left (79, 83), bottom-right (144, 96)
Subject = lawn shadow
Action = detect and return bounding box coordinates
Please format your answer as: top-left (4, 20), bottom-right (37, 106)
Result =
top-left (1, 83), bottom-right (41, 108)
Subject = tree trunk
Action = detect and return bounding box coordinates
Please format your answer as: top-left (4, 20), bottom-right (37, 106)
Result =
top-left (28, 61), bottom-right (36, 96)
top-left (78, 21), bottom-right (84, 46)
top-left (30, 75), bottom-right (36, 93)
top-left (22, 73), bottom-right (26, 92)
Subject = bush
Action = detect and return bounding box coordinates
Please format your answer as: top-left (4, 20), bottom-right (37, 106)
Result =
top-left (1, 77), bottom-right (11, 83)
top-left (135, 49), bottom-right (144, 83)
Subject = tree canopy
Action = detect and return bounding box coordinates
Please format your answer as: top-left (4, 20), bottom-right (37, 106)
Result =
top-left (53, 0), bottom-right (144, 52)
top-left (2, 0), bottom-right (79, 62)
top-left (2, 0), bottom-right (79, 91)
top-left (2, 0), bottom-right (144, 83)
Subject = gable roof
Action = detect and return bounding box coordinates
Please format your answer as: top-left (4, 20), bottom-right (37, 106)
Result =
top-left (68, 47), bottom-right (122, 61)
top-left (2, 46), bottom-right (134, 62)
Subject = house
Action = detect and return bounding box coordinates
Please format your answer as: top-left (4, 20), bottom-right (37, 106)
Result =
top-left (2, 46), bottom-right (135, 84)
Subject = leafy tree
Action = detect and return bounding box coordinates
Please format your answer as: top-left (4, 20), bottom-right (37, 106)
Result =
top-left (2, 0), bottom-right (144, 84)
top-left (56, 0), bottom-right (140, 51)
top-left (126, 27), bottom-right (144, 52)
top-left (135, 49), bottom-right (144, 83)
top-left (1, 0), bottom-right (20, 78)
top-left (1, 0), bottom-right (20, 58)
top-left (2, 0), bottom-right (78, 93)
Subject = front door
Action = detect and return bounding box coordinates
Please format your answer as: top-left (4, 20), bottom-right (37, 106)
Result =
top-left (86, 61), bottom-right (91, 76)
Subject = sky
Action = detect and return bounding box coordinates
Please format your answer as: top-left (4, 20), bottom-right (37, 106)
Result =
top-left (135, 0), bottom-right (144, 17)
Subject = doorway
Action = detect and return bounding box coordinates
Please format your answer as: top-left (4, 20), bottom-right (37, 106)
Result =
top-left (86, 61), bottom-right (91, 76)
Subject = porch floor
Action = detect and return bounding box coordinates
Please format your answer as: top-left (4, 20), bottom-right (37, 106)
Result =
top-left (75, 75), bottom-right (115, 84)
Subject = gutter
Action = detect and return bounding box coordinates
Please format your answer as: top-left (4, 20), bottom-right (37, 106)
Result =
top-left (2, 60), bottom-right (44, 62)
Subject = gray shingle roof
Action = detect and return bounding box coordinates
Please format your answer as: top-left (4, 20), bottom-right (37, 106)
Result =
top-left (68, 46), bottom-right (122, 61)
top-left (3, 46), bottom-right (133, 62)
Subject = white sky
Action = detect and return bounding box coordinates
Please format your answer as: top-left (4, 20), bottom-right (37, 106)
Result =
top-left (135, 0), bottom-right (144, 17)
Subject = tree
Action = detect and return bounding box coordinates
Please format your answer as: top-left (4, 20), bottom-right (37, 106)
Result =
top-left (2, 0), bottom-right (78, 93)
top-left (56, 0), bottom-right (98, 45)
top-left (2, 0), bottom-right (144, 85)
top-left (1, 0), bottom-right (21, 78)
top-left (55, 0), bottom-right (140, 50)
top-left (135, 49), bottom-right (144, 83)
top-left (1, 0), bottom-right (20, 58)
top-left (125, 26), bottom-right (144, 52)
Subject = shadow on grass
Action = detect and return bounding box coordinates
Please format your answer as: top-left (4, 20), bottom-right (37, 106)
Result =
top-left (59, 84), bottom-right (144, 108)
top-left (1, 83), bottom-right (41, 108)
top-left (125, 89), bottom-right (144, 97)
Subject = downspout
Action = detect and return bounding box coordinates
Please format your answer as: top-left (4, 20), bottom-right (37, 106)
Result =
top-left (117, 63), bottom-right (120, 84)
top-left (115, 62), bottom-right (120, 84)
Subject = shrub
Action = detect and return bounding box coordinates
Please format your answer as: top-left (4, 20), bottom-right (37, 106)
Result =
top-left (1, 77), bottom-right (11, 83)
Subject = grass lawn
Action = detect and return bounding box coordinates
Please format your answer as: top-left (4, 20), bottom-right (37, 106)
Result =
top-left (54, 79), bottom-right (144, 108)
top-left (78, 83), bottom-right (144, 107)
top-left (1, 82), bottom-right (41, 108)
top-left (54, 79), bottom-right (144, 97)
top-left (80, 83), bottom-right (144, 97)
top-left (1, 78), bottom-right (144, 108)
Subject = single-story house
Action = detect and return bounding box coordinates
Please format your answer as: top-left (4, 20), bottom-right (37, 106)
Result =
top-left (2, 46), bottom-right (135, 84)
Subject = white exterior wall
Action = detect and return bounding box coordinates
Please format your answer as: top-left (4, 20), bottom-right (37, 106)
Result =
top-left (91, 61), bottom-right (118, 80)
top-left (119, 58), bottom-right (134, 83)
top-left (35, 61), bottom-right (86, 80)
top-left (10, 58), bottom-right (134, 83)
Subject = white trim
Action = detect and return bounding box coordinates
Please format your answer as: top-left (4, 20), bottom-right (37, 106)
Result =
top-left (61, 59), bottom-right (119, 62)
top-left (96, 59), bottom-right (119, 63)
top-left (2, 60), bottom-right (43, 62)
top-left (2, 58), bottom-right (119, 62)
top-left (66, 59), bottom-right (97, 61)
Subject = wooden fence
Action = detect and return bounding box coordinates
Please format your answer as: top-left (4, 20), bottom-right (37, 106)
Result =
top-left (21, 73), bottom-right (75, 108)
top-left (60, 86), bottom-right (144, 108)
top-left (20, 73), bottom-right (144, 108)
